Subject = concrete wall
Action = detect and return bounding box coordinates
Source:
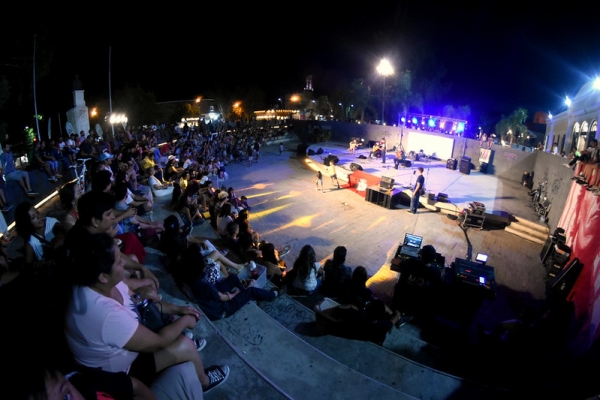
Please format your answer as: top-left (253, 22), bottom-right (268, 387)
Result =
top-left (293, 120), bottom-right (575, 232)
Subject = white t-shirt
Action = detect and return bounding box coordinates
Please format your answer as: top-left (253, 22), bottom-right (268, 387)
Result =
top-left (293, 261), bottom-right (321, 292)
top-left (65, 281), bottom-right (140, 373)
top-left (28, 217), bottom-right (60, 260)
top-left (149, 175), bottom-right (173, 197)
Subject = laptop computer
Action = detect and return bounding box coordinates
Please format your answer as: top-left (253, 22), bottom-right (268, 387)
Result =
top-left (399, 233), bottom-right (423, 258)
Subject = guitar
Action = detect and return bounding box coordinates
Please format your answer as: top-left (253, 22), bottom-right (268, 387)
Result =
top-left (349, 141), bottom-right (361, 151)
top-left (395, 149), bottom-right (405, 160)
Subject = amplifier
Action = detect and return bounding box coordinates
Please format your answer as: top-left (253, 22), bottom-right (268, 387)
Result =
top-left (468, 202), bottom-right (486, 215)
top-left (446, 158), bottom-right (457, 170)
top-left (453, 257), bottom-right (496, 295)
top-left (380, 176), bottom-right (395, 190)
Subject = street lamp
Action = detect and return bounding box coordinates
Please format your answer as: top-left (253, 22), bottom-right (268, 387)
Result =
top-left (338, 103), bottom-right (344, 121)
top-left (376, 58), bottom-right (394, 125)
top-left (278, 98), bottom-right (283, 109)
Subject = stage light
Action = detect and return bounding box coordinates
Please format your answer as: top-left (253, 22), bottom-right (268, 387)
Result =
top-left (411, 117), bottom-right (418, 125)
top-left (457, 122), bottom-right (465, 133)
top-left (594, 78), bottom-right (600, 90)
top-left (428, 118), bottom-right (435, 128)
top-left (565, 96), bottom-right (571, 107)
top-left (401, 117), bottom-right (406, 123)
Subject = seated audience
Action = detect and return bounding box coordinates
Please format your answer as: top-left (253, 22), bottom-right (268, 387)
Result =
top-left (146, 166), bottom-right (174, 197)
top-left (63, 233), bottom-right (230, 394)
top-left (289, 244), bottom-right (323, 294)
top-left (14, 201), bottom-right (66, 269)
top-left (338, 266), bottom-right (373, 311)
top-left (320, 246), bottom-right (352, 298)
top-left (171, 243), bottom-right (283, 321)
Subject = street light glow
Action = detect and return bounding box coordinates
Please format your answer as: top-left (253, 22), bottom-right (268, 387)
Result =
top-left (376, 58), bottom-right (394, 125)
top-left (565, 96), bottom-right (571, 107)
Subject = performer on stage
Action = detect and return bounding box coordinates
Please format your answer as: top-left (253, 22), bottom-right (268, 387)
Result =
top-left (348, 138), bottom-right (359, 156)
top-left (407, 167), bottom-right (425, 214)
top-left (368, 142), bottom-right (381, 161)
top-left (394, 148), bottom-right (406, 169)
top-left (380, 138), bottom-right (387, 164)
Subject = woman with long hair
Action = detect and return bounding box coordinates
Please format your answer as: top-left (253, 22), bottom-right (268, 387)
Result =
top-left (291, 244), bottom-right (323, 294)
top-left (172, 243), bottom-right (282, 321)
top-left (59, 181), bottom-right (84, 233)
top-left (14, 201), bottom-right (65, 268)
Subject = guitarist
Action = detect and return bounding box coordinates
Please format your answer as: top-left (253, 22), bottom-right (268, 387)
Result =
top-left (394, 146), bottom-right (407, 169)
top-left (348, 138), bottom-right (360, 155)
top-left (368, 142), bottom-right (381, 161)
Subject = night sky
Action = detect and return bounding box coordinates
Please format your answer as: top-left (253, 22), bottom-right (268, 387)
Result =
top-left (18, 3), bottom-right (600, 126)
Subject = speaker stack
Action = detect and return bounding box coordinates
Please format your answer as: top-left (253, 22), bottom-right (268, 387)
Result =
top-left (459, 156), bottom-right (471, 175)
top-left (540, 228), bottom-right (566, 265)
top-left (350, 163), bottom-right (363, 171)
top-left (446, 158), bottom-right (457, 170)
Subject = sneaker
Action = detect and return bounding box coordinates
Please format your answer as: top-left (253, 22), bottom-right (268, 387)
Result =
top-left (48, 176), bottom-right (57, 182)
top-left (279, 245), bottom-right (291, 258)
top-left (55, 174), bottom-right (63, 178)
top-left (563, 163), bottom-right (572, 168)
top-left (193, 338), bottom-right (207, 352)
top-left (395, 314), bottom-right (413, 328)
top-left (406, 210), bottom-right (414, 214)
top-left (203, 365), bottom-right (229, 393)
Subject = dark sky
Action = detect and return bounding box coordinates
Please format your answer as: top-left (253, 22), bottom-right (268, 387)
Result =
top-left (26, 3), bottom-right (600, 126)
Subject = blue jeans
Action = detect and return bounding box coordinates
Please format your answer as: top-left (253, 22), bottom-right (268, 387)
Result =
top-left (410, 193), bottom-right (419, 213)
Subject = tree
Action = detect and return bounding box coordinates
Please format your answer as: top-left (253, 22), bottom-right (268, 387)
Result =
top-left (389, 70), bottom-right (423, 116)
top-left (346, 79), bottom-right (375, 124)
top-left (495, 107), bottom-right (528, 145)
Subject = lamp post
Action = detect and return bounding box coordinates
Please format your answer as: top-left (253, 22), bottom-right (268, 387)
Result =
top-left (338, 103), bottom-right (344, 121)
top-left (376, 58), bottom-right (394, 125)
top-left (278, 98), bottom-right (283, 109)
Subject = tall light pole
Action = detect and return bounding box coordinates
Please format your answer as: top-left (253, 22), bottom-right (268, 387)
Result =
top-left (376, 58), bottom-right (394, 125)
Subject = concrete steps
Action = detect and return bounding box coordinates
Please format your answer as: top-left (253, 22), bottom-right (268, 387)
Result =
top-left (256, 290), bottom-right (521, 400)
top-left (505, 215), bottom-right (549, 244)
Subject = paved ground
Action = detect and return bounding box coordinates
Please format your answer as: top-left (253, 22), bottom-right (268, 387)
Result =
top-left (12, 139), bottom-right (569, 398)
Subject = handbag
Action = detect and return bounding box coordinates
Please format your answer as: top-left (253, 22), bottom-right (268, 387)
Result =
top-left (136, 299), bottom-right (170, 332)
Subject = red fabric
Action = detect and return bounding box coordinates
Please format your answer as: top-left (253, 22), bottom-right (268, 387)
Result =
top-left (557, 180), bottom-right (600, 355)
top-left (116, 232), bottom-right (146, 264)
top-left (347, 170), bottom-right (381, 198)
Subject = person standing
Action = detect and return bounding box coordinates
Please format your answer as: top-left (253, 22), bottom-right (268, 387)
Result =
top-left (279, 142), bottom-right (284, 155)
top-left (407, 167), bottom-right (424, 214)
top-left (380, 138), bottom-right (387, 164)
top-left (314, 170), bottom-right (323, 191)
top-left (329, 160), bottom-right (340, 189)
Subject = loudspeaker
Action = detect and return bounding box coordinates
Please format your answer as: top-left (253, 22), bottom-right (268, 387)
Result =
top-left (403, 160), bottom-right (412, 168)
top-left (307, 149), bottom-right (315, 155)
top-left (547, 258), bottom-right (583, 301)
top-left (446, 158), bottom-right (457, 170)
top-left (459, 158), bottom-right (471, 175)
top-left (437, 192), bottom-right (449, 202)
top-left (350, 163), bottom-right (363, 171)
top-left (316, 148), bottom-right (324, 155)
top-left (380, 176), bottom-right (395, 190)
top-left (480, 162), bottom-right (488, 174)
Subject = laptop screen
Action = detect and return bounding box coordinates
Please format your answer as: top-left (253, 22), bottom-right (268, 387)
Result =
top-left (403, 233), bottom-right (423, 249)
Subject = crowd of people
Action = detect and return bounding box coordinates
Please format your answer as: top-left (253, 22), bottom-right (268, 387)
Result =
top-left (0, 119), bottom-right (445, 398)
top-left (0, 121), bottom-right (295, 399)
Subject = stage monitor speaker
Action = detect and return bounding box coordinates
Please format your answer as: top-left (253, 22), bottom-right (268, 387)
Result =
top-left (316, 148), bottom-right (324, 155)
top-left (350, 163), bottom-right (363, 171)
top-left (547, 258), bottom-right (583, 301)
top-left (437, 192), bottom-right (449, 202)
top-left (446, 158), bottom-right (457, 170)
top-left (307, 149), bottom-right (315, 155)
top-left (404, 160), bottom-right (412, 168)
top-left (459, 158), bottom-right (471, 175)
top-left (380, 176), bottom-right (395, 190)
top-left (540, 234), bottom-right (555, 264)
top-left (480, 162), bottom-right (488, 174)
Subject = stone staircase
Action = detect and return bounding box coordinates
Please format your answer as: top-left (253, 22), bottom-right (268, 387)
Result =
top-left (505, 215), bottom-right (550, 244)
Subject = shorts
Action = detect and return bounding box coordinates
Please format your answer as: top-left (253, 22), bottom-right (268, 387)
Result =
top-left (129, 351), bottom-right (157, 386)
top-left (5, 170), bottom-right (28, 182)
top-left (331, 174), bottom-right (337, 179)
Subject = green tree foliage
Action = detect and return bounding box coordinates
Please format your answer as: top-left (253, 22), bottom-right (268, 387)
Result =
top-left (495, 107), bottom-right (528, 145)
top-left (346, 79), bottom-right (375, 124)
top-left (389, 70), bottom-right (423, 115)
